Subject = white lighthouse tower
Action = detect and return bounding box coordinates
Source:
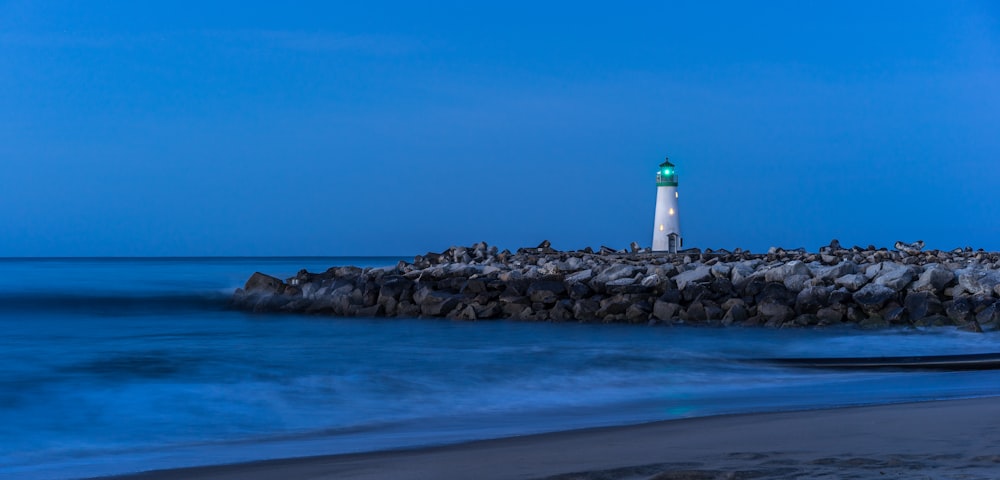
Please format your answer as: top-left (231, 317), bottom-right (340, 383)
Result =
top-left (651, 157), bottom-right (682, 253)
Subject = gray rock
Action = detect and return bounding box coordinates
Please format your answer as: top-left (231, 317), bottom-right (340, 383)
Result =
top-left (835, 273), bottom-right (870, 291)
top-left (816, 307), bottom-right (844, 324)
top-left (755, 283), bottom-right (796, 306)
top-left (567, 281), bottom-right (592, 299)
top-left (721, 298), bottom-right (746, 310)
top-left (244, 272), bottom-right (284, 294)
top-left (730, 261), bottom-right (758, 285)
top-left (503, 303), bottom-right (530, 319)
top-left (548, 301), bottom-right (572, 321)
top-left (884, 306), bottom-right (907, 324)
top-left (605, 277), bottom-right (637, 287)
top-left (810, 261), bottom-right (858, 283)
top-left (417, 290), bottom-right (464, 316)
top-left (652, 300), bottom-right (680, 321)
top-left (852, 283), bottom-right (897, 308)
top-left (572, 299), bottom-right (599, 321)
top-left (565, 269), bottom-right (593, 283)
top-left (300, 282), bottom-right (318, 298)
top-left (684, 301), bottom-right (708, 322)
top-left (674, 265), bottom-right (712, 291)
top-left (763, 261), bottom-right (811, 283)
top-left (526, 280), bottom-right (566, 304)
top-left (828, 287), bottom-right (852, 304)
top-left (976, 303), bottom-right (1000, 326)
top-left (869, 262), bottom-right (916, 291)
top-left (355, 304), bottom-right (383, 317)
top-left (565, 257), bottom-right (584, 271)
top-left (710, 263), bottom-right (732, 279)
top-left (957, 269), bottom-right (1000, 296)
top-left (625, 302), bottom-right (651, 322)
top-left (758, 302), bottom-right (794, 324)
top-left (594, 264), bottom-right (638, 282)
top-left (795, 286), bottom-right (832, 313)
top-left (378, 277), bottom-right (414, 301)
top-left (946, 297), bottom-right (974, 324)
top-left (722, 303), bottom-right (748, 325)
top-left (904, 291), bottom-right (941, 320)
top-left (894, 240), bottom-right (925, 255)
top-left (783, 274), bottom-right (811, 293)
top-left (597, 295), bottom-right (631, 316)
top-left (640, 274), bottom-right (662, 288)
top-left (911, 265), bottom-right (955, 292)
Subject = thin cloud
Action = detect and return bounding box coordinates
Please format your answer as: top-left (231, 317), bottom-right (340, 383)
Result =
top-left (0, 31), bottom-right (124, 49)
top-left (0, 29), bottom-right (421, 55)
top-left (221, 30), bottom-right (420, 55)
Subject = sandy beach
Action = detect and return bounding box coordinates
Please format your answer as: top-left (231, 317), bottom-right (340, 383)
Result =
top-left (105, 397), bottom-right (1000, 480)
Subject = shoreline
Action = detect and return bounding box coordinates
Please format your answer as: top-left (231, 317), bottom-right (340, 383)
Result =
top-left (103, 396), bottom-right (1000, 480)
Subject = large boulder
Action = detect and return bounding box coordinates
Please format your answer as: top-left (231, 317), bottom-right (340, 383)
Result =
top-left (417, 289), bottom-right (464, 316)
top-left (816, 306), bottom-right (844, 324)
top-left (378, 277), bottom-right (414, 301)
top-left (810, 261), bottom-right (857, 283)
top-left (652, 300), bottom-right (680, 321)
top-left (957, 269), bottom-right (1000, 296)
top-left (795, 286), bottom-right (832, 313)
top-left (763, 261), bottom-right (811, 283)
top-left (904, 291), bottom-right (942, 321)
top-left (590, 264), bottom-right (639, 290)
top-left (710, 263), bottom-right (732, 279)
top-left (567, 281), bottom-right (592, 299)
top-left (730, 262), bottom-right (758, 285)
top-left (755, 283), bottom-right (796, 306)
top-left (894, 240), bottom-right (925, 255)
top-left (722, 303), bottom-right (748, 325)
top-left (526, 280), bottom-right (566, 304)
top-left (910, 265), bottom-right (955, 293)
top-left (673, 265), bottom-right (712, 291)
top-left (758, 301), bottom-right (795, 325)
top-left (945, 297), bottom-right (974, 324)
top-left (976, 303), bottom-right (1000, 327)
top-left (683, 301), bottom-right (708, 322)
top-left (868, 262), bottom-right (916, 291)
top-left (834, 273), bottom-right (870, 291)
top-left (597, 295), bottom-right (631, 317)
top-left (852, 283), bottom-right (897, 308)
top-left (572, 299), bottom-right (600, 321)
top-left (625, 302), bottom-right (652, 323)
top-left (244, 272), bottom-right (284, 294)
top-left (783, 274), bottom-right (811, 293)
top-left (565, 269), bottom-right (593, 284)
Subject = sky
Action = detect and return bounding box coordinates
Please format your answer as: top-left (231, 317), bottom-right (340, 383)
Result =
top-left (1, 1), bottom-right (998, 256)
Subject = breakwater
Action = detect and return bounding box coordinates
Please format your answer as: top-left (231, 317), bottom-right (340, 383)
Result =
top-left (232, 240), bottom-right (1000, 330)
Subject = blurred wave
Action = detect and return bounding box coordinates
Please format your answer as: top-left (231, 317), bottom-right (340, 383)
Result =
top-left (2, 257), bottom-right (1000, 479)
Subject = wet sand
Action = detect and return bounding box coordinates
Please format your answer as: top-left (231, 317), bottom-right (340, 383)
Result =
top-left (105, 397), bottom-right (1000, 480)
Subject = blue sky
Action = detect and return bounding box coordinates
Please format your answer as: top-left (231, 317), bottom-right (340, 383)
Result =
top-left (1, 1), bottom-right (998, 256)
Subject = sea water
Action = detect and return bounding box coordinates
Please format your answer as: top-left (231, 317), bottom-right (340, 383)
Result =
top-left (3, 257), bottom-right (1000, 479)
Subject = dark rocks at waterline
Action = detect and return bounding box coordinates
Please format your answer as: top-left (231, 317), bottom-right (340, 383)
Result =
top-left (232, 240), bottom-right (1000, 331)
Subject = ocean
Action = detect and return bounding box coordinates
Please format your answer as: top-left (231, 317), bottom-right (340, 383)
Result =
top-left (3, 257), bottom-right (1000, 479)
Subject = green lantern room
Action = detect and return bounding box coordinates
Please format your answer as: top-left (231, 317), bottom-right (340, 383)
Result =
top-left (656, 158), bottom-right (678, 187)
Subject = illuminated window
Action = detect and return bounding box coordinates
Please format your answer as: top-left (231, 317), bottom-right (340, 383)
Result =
top-left (675, 192), bottom-right (678, 198)
top-left (659, 224), bottom-right (664, 231)
top-left (669, 208), bottom-right (675, 215)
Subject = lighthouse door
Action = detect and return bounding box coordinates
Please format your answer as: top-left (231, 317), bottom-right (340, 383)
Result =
top-left (667, 234), bottom-right (677, 253)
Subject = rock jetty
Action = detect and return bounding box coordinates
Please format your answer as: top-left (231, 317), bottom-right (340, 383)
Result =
top-left (232, 240), bottom-right (1000, 331)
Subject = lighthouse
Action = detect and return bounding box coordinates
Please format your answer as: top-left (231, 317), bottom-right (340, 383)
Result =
top-left (651, 157), bottom-right (682, 253)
